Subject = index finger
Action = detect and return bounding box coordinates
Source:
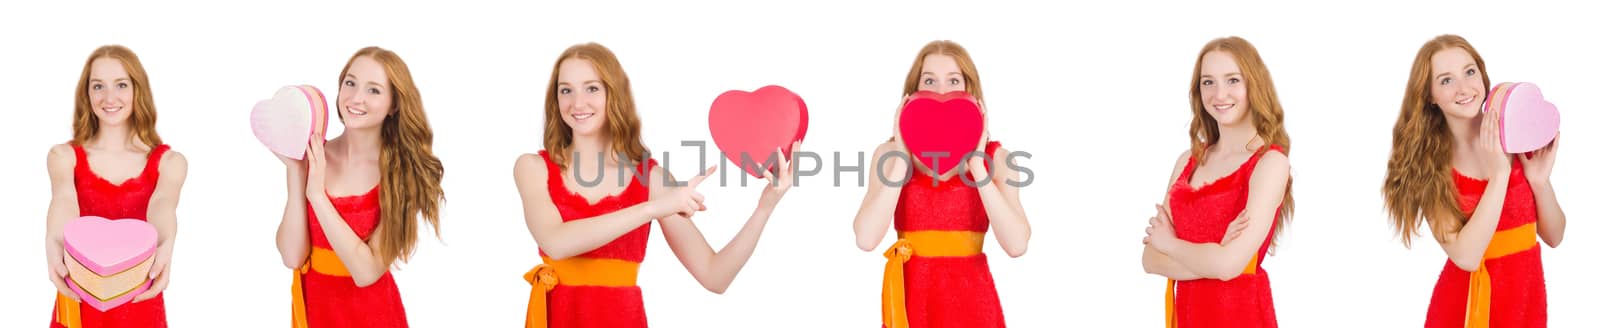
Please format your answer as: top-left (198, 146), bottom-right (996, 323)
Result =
top-left (688, 165), bottom-right (718, 188)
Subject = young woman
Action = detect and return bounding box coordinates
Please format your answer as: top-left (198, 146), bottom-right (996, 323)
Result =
top-left (1140, 36), bottom-right (1294, 328)
top-left (513, 42), bottom-right (796, 328)
top-left (47, 45), bottom-right (188, 328)
top-left (274, 46), bottom-right (445, 328)
top-left (1382, 34), bottom-right (1565, 328)
top-left (852, 40), bottom-right (1031, 328)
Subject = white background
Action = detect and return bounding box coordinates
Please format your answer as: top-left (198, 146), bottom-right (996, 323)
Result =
top-left (2, 0), bottom-right (1595, 327)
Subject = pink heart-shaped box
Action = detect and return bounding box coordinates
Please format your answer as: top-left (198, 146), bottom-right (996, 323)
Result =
top-left (251, 85), bottom-right (329, 160)
top-left (897, 91), bottom-right (985, 179)
top-left (1484, 82), bottom-right (1560, 153)
top-left (63, 216), bottom-right (158, 311)
top-left (708, 85), bottom-right (808, 178)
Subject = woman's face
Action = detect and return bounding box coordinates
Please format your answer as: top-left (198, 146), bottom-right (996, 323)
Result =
top-left (1428, 47), bottom-right (1486, 120)
top-left (337, 55), bottom-right (395, 130)
top-left (555, 58), bottom-right (608, 138)
top-left (1197, 50), bottom-right (1250, 126)
top-left (87, 57), bottom-right (134, 127)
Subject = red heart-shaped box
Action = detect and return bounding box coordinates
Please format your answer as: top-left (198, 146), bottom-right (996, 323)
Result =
top-left (897, 90), bottom-right (985, 179)
top-left (708, 85), bottom-right (808, 178)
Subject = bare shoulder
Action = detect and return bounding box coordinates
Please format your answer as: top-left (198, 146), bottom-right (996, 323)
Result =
top-left (1168, 149), bottom-right (1193, 175)
top-left (1257, 149), bottom-right (1288, 170)
top-left (47, 143), bottom-right (74, 165)
top-left (1252, 151), bottom-right (1290, 179)
top-left (873, 141), bottom-right (898, 155)
top-left (513, 153), bottom-right (548, 181)
top-left (1173, 149), bottom-right (1192, 167)
top-left (1163, 149), bottom-right (1193, 188)
top-left (159, 149), bottom-right (188, 173)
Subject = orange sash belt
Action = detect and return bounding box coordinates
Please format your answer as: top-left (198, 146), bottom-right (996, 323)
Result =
top-left (1465, 223), bottom-right (1537, 328)
top-left (524, 256), bottom-right (641, 328)
top-left (1164, 253), bottom-right (1261, 328)
top-left (292, 247), bottom-right (350, 328)
top-left (55, 293), bottom-right (81, 328)
top-left (882, 230), bottom-right (985, 328)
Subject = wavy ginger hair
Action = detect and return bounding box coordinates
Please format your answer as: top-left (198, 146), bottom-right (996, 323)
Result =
top-left (542, 43), bottom-right (650, 169)
top-left (73, 45), bottom-right (162, 148)
top-left (1187, 36), bottom-right (1295, 247)
top-left (1383, 34), bottom-right (1491, 247)
top-left (336, 47), bottom-right (445, 265)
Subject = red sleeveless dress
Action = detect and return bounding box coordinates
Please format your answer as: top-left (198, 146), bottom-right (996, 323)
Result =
top-left (51, 144), bottom-right (171, 328)
top-left (1164, 145), bottom-right (1282, 328)
top-left (1423, 161), bottom-right (1546, 327)
top-left (890, 141), bottom-right (1006, 328)
top-left (299, 184), bottom-right (408, 327)
top-left (532, 151), bottom-right (655, 327)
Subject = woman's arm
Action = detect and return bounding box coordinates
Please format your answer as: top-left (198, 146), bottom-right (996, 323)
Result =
top-left (302, 139), bottom-right (390, 287)
top-left (515, 153), bottom-right (690, 260)
top-left (1521, 134), bottom-right (1564, 247)
top-left (1529, 180), bottom-right (1566, 248)
top-left (275, 154), bottom-right (311, 270)
top-left (1433, 113), bottom-right (1519, 272)
top-left (661, 162), bottom-right (791, 293)
top-left (1151, 152), bottom-right (1287, 281)
top-left (853, 142), bottom-right (908, 251)
top-left (1143, 150), bottom-right (1200, 280)
top-left (44, 144), bottom-right (81, 300)
top-left (660, 143), bottom-right (797, 293)
top-left (134, 150), bottom-right (187, 301)
top-left (971, 147), bottom-right (1030, 257)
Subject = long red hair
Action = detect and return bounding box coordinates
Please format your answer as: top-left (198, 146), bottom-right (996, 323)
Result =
top-left (1187, 36), bottom-right (1295, 246)
top-left (73, 45), bottom-right (162, 148)
top-left (1383, 34), bottom-right (1491, 247)
top-left (336, 47), bottom-right (445, 265)
top-left (541, 43), bottom-right (649, 169)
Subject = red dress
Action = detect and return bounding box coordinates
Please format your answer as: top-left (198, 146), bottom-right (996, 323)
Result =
top-left (298, 184), bottom-right (409, 327)
top-left (889, 141), bottom-right (1006, 328)
top-left (1423, 161), bottom-right (1546, 327)
top-left (51, 144), bottom-right (171, 328)
top-left (531, 151), bottom-right (655, 327)
top-left (1165, 146), bottom-right (1282, 328)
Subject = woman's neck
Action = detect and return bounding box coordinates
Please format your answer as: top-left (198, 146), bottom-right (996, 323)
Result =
top-left (89, 123), bottom-right (142, 152)
top-left (338, 125), bottom-right (383, 162)
top-left (1214, 119), bottom-right (1260, 154)
top-left (1444, 114), bottom-right (1481, 153)
top-left (569, 134), bottom-right (617, 167)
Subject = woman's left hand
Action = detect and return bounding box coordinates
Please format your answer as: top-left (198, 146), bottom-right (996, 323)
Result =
top-left (758, 141), bottom-right (801, 208)
top-left (1519, 132), bottom-right (1559, 186)
top-left (132, 242), bottom-right (173, 302)
top-left (1145, 204), bottom-right (1180, 253)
